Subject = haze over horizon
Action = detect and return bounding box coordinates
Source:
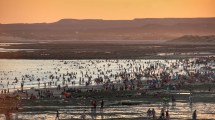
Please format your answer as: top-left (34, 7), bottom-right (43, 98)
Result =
top-left (2, 17), bottom-right (215, 25)
top-left (0, 0), bottom-right (215, 24)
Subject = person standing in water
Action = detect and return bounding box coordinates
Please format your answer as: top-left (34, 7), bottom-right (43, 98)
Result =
top-left (100, 99), bottom-right (104, 120)
top-left (21, 82), bottom-right (24, 92)
top-left (192, 110), bottom-right (197, 120)
top-left (100, 99), bottom-right (104, 110)
top-left (160, 108), bottom-right (165, 119)
top-left (152, 108), bottom-right (156, 119)
top-left (147, 108), bottom-right (152, 118)
top-left (166, 110), bottom-right (170, 120)
top-left (55, 110), bottom-right (60, 120)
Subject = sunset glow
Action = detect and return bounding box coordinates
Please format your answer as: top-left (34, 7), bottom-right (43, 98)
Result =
top-left (0, 0), bottom-right (215, 23)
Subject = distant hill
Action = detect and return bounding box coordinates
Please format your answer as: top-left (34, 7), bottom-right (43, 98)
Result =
top-left (0, 18), bottom-right (215, 41)
top-left (170, 35), bottom-right (215, 43)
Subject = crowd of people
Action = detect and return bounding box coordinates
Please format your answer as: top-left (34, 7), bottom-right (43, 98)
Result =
top-left (0, 57), bottom-right (214, 119)
top-left (0, 57), bottom-right (214, 92)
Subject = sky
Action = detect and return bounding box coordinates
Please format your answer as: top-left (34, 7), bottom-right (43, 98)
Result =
top-left (0, 0), bottom-right (215, 24)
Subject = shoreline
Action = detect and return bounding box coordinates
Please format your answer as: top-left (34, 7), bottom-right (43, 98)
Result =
top-left (2, 83), bottom-right (215, 119)
top-left (0, 41), bottom-right (214, 59)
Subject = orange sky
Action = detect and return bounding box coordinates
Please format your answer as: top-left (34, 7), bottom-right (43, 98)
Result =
top-left (0, 0), bottom-right (215, 24)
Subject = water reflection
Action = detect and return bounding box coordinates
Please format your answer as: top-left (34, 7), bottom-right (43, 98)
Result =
top-left (158, 52), bottom-right (214, 56)
top-left (0, 48), bottom-right (38, 52)
top-left (0, 102), bottom-right (214, 120)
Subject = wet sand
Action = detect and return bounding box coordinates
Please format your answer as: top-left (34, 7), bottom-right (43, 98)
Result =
top-left (2, 84), bottom-right (215, 120)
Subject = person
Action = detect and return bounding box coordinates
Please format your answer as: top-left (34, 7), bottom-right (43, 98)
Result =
top-left (100, 99), bottom-right (104, 119)
top-left (171, 95), bottom-right (176, 103)
top-left (152, 108), bottom-right (156, 119)
top-left (55, 110), bottom-right (60, 120)
top-left (160, 108), bottom-right (165, 119)
top-left (192, 110), bottom-right (197, 120)
top-left (21, 83), bottom-right (24, 92)
top-left (166, 110), bottom-right (169, 120)
top-left (91, 100), bottom-right (97, 119)
top-left (101, 99), bottom-right (104, 110)
top-left (93, 100), bottom-right (97, 110)
top-left (93, 100), bottom-right (97, 116)
top-left (147, 108), bottom-right (151, 118)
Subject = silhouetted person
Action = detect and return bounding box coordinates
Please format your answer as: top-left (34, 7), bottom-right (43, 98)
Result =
top-left (171, 95), bottom-right (176, 103)
top-left (91, 100), bottom-right (97, 119)
top-left (100, 99), bottom-right (104, 119)
top-left (166, 110), bottom-right (169, 120)
top-left (160, 108), bottom-right (165, 119)
top-left (56, 110), bottom-right (60, 120)
top-left (21, 83), bottom-right (24, 92)
top-left (147, 108), bottom-right (152, 118)
top-left (101, 99), bottom-right (104, 110)
top-left (192, 110), bottom-right (197, 120)
top-left (152, 108), bottom-right (156, 119)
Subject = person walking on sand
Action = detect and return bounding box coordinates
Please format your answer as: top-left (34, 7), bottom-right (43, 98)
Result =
top-left (55, 110), bottom-right (60, 120)
top-left (192, 110), bottom-right (197, 120)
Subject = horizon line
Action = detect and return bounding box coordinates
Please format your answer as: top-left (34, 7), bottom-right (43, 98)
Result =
top-left (1, 17), bottom-right (215, 24)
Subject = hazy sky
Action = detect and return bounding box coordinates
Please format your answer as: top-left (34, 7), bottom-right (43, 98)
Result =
top-left (0, 0), bottom-right (215, 23)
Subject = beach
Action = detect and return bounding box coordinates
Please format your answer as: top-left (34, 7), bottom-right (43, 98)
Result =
top-left (0, 57), bottom-right (215, 119)
top-left (1, 1), bottom-right (215, 120)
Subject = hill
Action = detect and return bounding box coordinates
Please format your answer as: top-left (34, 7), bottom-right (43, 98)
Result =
top-left (0, 18), bottom-right (215, 41)
top-left (170, 35), bottom-right (215, 43)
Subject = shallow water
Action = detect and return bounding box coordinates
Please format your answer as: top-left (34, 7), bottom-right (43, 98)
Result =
top-left (0, 59), bottom-right (162, 90)
top-left (0, 48), bottom-right (38, 52)
top-left (157, 52), bottom-right (214, 56)
top-left (0, 58), bottom-right (213, 91)
top-left (1, 101), bottom-right (215, 120)
top-left (0, 43), bottom-right (40, 52)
